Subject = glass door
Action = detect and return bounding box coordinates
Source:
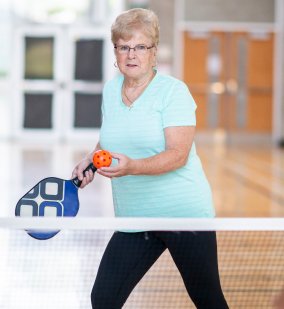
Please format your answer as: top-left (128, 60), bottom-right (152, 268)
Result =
top-left (12, 25), bottom-right (115, 141)
top-left (12, 27), bottom-right (64, 140)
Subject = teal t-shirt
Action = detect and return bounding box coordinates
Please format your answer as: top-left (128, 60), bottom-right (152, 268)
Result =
top-left (100, 72), bottom-right (215, 218)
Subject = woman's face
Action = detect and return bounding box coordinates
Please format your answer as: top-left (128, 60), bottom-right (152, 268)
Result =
top-left (115, 31), bottom-right (157, 81)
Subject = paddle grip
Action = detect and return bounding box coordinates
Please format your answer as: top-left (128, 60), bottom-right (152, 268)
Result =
top-left (72, 163), bottom-right (97, 188)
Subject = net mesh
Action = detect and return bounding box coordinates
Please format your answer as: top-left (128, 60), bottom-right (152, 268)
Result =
top-left (1, 218), bottom-right (284, 309)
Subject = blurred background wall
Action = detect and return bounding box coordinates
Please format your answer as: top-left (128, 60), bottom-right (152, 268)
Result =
top-left (0, 0), bottom-right (283, 145)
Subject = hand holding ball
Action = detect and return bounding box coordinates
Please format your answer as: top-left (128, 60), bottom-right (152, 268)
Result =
top-left (93, 150), bottom-right (112, 168)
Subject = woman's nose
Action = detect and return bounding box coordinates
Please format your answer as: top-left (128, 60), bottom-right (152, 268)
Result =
top-left (127, 49), bottom-right (136, 59)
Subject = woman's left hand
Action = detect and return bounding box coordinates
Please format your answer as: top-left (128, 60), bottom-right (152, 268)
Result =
top-left (96, 152), bottom-right (135, 178)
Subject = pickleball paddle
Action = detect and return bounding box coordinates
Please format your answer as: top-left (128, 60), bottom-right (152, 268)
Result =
top-left (15, 150), bottom-right (112, 240)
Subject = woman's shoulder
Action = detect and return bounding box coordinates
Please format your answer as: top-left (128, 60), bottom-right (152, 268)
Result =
top-left (103, 74), bottom-right (123, 91)
top-left (155, 72), bottom-right (189, 90)
top-left (153, 73), bottom-right (190, 100)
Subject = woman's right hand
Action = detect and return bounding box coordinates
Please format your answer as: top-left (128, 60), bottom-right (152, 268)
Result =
top-left (71, 157), bottom-right (95, 188)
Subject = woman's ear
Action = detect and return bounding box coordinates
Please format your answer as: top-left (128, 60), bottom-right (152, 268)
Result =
top-left (152, 47), bottom-right (158, 67)
top-left (153, 46), bottom-right (157, 57)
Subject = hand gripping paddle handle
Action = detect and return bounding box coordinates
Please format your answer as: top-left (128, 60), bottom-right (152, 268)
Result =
top-left (72, 163), bottom-right (97, 188)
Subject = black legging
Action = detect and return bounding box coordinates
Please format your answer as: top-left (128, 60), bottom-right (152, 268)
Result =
top-left (91, 231), bottom-right (229, 309)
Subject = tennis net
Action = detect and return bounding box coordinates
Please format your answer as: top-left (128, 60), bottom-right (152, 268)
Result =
top-left (0, 217), bottom-right (284, 309)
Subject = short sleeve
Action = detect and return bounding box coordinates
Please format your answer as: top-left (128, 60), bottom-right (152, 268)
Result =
top-left (101, 88), bottom-right (106, 118)
top-left (161, 80), bottom-right (197, 128)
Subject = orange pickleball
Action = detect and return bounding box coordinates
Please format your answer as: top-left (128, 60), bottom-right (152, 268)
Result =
top-left (93, 150), bottom-right (112, 168)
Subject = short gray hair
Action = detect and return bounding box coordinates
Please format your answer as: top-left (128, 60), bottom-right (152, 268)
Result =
top-left (111, 8), bottom-right (160, 46)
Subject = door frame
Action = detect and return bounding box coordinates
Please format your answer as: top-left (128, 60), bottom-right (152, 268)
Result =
top-left (174, 0), bottom-right (284, 144)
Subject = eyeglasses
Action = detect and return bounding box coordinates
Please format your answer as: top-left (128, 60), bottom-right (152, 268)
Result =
top-left (114, 44), bottom-right (155, 55)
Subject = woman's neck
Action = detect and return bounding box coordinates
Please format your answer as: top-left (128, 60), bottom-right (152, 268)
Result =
top-left (122, 70), bottom-right (156, 106)
top-left (124, 70), bottom-right (156, 89)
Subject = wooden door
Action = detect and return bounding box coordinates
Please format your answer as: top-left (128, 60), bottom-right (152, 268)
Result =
top-left (183, 31), bottom-right (274, 133)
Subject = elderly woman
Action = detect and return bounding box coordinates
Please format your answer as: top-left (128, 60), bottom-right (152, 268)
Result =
top-left (72, 8), bottom-right (228, 309)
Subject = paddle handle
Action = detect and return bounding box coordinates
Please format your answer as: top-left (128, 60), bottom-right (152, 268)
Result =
top-left (72, 163), bottom-right (97, 188)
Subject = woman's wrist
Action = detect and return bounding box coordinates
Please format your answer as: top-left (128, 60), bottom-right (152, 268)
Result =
top-left (85, 152), bottom-right (94, 164)
top-left (130, 159), bottom-right (142, 175)
top-left (85, 144), bottom-right (101, 164)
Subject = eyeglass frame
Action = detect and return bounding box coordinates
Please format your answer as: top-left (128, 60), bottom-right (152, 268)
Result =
top-left (114, 44), bottom-right (155, 54)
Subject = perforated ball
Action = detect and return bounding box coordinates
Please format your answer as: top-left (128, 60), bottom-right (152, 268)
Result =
top-left (93, 150), bottom-right (112, 168)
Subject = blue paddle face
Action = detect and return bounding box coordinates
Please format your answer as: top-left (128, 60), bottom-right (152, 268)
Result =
top-left (15, 177), bottom-right (79, 240)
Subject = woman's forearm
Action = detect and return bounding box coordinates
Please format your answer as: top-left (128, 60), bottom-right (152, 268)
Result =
top-left (131, 148), bottom-right (189, 175)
